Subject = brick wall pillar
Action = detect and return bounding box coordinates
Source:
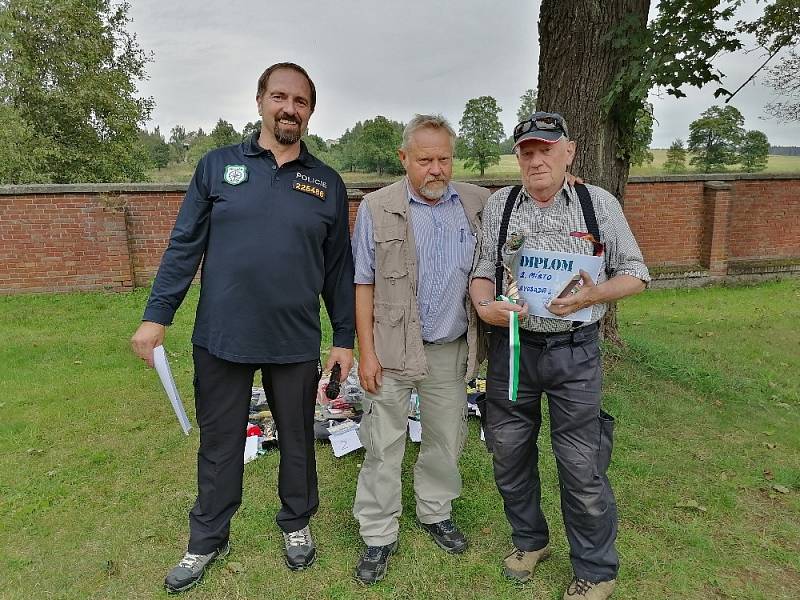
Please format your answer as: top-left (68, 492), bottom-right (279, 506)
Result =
top-left (702, 181), bottom-right (732, 276)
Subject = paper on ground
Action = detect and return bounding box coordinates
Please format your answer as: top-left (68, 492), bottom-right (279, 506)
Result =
top-left (408, 418), bottom-right (422, 442)
top-left (243, 435), bottom-right (259, 463)
top-left (153, 345), bottom-right (192, 435)
top-left (328, 420), bottom-right (362, 457)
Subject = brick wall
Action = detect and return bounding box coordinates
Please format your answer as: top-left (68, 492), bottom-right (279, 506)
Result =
top-left (1, 175), bottom-right (798, 294)
top-left (623, 180), bottom-right (707, 268)
top-left (124, 190), bottom-right (186, 287)
top-left (728, 179), bottom-right (800, 261)
top-left (0, 191), bottom-right (133, 293)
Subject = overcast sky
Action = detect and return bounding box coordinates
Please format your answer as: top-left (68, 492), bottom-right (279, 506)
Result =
top-left (128, 0), bottom-right (799, 148)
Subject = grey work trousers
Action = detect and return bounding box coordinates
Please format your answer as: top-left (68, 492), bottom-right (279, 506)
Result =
top-left (483, 324), bottom-right (618, 583)
top-left (353, 337), bottom-right (468, 546)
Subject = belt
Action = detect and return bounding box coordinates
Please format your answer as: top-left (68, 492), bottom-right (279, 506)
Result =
top-left (423, 333), bottom-right (467, 346)
top-left (493, 322), bottom-right (599, 348)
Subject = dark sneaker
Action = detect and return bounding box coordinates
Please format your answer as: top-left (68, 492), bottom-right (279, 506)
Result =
top-left (282, 525), bottom-right (316, 570)
top-left (164, 542), bottom-right (230, 593)
top-left (419, 519), bottom-right (468, 554)
top-left (502, 544), bottom-right (551, 582)
top-left (563, 576), bottom-right (616, 600)
top-left (354, 540), bottom-right (399, 585)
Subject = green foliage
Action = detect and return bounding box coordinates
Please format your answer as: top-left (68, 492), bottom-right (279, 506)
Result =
top-left (302, 132), bottom-right (335, 165)
top-left (0, 103), bottom-right (53, 183)
top-left (242, 120), bottom-right (261, 139)
top-left (498, 135), bottom-right (515, 155)
top-left (168, 124), bottom-right (189, 163)
top-left (458, 96), bottom-right (504, 177)
top-left (688, 105), bottom-right (745, 173)
top-left (516, 88), bottom-right (537, 122)
top-left (0, 0), bottom-right (153, 183)
top-left (302, 133), bottom-right (328, 155)
top-left (330, 122), bottom-right (364, 172)
top-left (739, 0), bottom-right (800, 53)
top-left (663, 138), bottom-right (687, 173)
top-left (739, 129), bottom-right (770, 172)
top-left (138, 126), bottom-right (169, 170)
top-left (325, 117), bottom-right (404, 175)
top-left (186, 130), bottom-right (215, 165)
top-left (595, 1), bottom-right (749, 166)
top-left (608, 2), bottom-right (744, 107)
top-left (358, 116), bottom-right (404, 175)
top-left (209, 119), bottom-right (239, 148)
top-left (630, 103), bottom-right (655, 166)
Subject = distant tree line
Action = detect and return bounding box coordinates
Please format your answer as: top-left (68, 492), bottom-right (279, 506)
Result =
top-left (663, 105), bottom-right (771, 174)
top-left (769, 146), bottom-right (800, 156)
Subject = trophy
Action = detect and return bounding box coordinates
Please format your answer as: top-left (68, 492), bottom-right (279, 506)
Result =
top-left (501, 232), bottom-right (526, 302)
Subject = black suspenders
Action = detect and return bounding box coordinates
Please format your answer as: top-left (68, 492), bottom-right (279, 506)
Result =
top-left (495, 185), bottom-right (522, 299)
top-left (494, 183), bottom-right (601, 300)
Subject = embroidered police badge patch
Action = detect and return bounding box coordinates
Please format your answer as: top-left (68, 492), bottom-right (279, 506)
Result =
top-left (223, 164), bottom-right (248, 185)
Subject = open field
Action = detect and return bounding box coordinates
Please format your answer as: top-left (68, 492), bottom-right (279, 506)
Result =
top-left (147, 152), bottom-right (800, 184)
top-left (1, 281), bottom-right (798, 599)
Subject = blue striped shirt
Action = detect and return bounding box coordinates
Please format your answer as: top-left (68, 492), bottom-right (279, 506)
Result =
top-left (352, 179), bottom-right (476, 343)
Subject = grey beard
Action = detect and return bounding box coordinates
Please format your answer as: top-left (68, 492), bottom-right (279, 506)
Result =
top-left (274, 123), bottom-right (302, 145)
top-left (419, 181), bottom-right (447, 200)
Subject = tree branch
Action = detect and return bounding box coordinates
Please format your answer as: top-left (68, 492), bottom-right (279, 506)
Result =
top-left (725, 46), bottom-right (783, 103)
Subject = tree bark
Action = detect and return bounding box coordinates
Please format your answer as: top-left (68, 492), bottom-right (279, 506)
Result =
top-left (537, 0), bottom-right (649, 343)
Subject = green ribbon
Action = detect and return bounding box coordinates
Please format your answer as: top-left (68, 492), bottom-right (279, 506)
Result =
top-left (498, 294), bottom-right (520, 402)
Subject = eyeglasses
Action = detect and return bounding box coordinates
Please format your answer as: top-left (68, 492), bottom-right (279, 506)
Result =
top-left (513, 115), bottom-right (566, 140)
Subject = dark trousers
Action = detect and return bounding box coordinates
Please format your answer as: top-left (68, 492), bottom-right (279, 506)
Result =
top-left (483, 324), bottom-right (618, 582)
top-left (187, 345), bottom-right (320, 554)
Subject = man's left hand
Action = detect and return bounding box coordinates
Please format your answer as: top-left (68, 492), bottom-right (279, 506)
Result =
top-left (547, 270), bottom-right (597, 316)
top-left (325, 346), bottom-right (354, 382)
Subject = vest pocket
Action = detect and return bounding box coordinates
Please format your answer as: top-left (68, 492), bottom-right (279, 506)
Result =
top-left (373, 303), bottom-right (406, 370)
top-left (374, 225), bottom-right (407, 280)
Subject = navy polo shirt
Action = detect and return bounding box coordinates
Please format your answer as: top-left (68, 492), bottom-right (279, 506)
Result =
top-left (143, 133), bottom-right (355, 363)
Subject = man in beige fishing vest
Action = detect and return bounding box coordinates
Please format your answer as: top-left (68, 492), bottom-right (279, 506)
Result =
top-left (349, 114), bottom-right (497, 584)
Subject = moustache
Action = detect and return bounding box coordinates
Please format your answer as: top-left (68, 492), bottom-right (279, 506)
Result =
top-left (276, 113), bottom-right (301, 126)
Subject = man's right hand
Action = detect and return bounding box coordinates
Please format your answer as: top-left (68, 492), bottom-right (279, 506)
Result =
top-left (476, 299), bottom-right (529, 327)
top-left (358, 350), bottom-right (383, 394)
top-left (131, 321), bottom-right (166, 368)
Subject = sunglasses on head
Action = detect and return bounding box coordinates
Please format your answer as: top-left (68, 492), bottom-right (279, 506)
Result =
top-left (513, 115), bottom-right (565, 139)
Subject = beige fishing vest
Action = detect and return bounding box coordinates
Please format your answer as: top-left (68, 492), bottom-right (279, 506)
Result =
top-left (363, 179), bottom-right (490, 381)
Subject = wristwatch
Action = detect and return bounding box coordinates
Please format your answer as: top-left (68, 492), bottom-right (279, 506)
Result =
top-left (478, 299), bottom-right (492, 307)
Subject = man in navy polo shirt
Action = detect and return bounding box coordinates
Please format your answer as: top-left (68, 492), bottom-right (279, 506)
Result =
top-left (131, 62), bottom-right (354, 593)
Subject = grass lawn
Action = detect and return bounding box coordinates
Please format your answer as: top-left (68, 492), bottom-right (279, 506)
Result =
top-left (147, 152), bottom-right (800, 184)
top-left (1, 281), bottom-right (798, 599)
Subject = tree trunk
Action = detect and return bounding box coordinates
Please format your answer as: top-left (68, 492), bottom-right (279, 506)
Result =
top-left (537, 0), bottom-right (649, 343)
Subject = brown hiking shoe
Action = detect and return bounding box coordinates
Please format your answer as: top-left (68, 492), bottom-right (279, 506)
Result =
top-left (563, 576), bottom-right (616, 600)
top-left (502, 545), bottom-right (551, 582)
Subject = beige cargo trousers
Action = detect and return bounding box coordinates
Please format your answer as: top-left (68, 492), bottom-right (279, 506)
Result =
top-left (353, 337), bottom-right (469, 546)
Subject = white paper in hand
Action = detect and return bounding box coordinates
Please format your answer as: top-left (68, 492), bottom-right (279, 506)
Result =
top-left (514, 249), bottom-right (603, 322)
top-left (153, 345), bottom-right (192, 435)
